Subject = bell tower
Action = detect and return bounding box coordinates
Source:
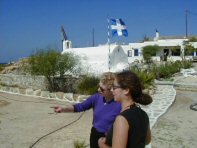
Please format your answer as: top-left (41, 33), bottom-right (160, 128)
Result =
top-left (61, 25), bottom-right (72, 51)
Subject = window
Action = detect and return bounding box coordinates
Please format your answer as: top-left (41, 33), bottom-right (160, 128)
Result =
top-left (134, 49), bottom-right (139, 56)
top-left (67, 42), bottom-right (70, 48)
top-left (128, 50), bottom-right (132, 57)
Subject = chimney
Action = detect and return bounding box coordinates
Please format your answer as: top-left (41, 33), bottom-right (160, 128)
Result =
top-left (154, 29), bottom-right (159, 41)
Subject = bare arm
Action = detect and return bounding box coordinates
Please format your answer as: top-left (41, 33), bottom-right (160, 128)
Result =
top-left (145, 125), bottom-right (151, 145)
top-left (112, 115), bottom-right (129, 148)
top-left (51, 106), bottom-right (74, 113)
top-left (113, 116), bottom-right (151, 147)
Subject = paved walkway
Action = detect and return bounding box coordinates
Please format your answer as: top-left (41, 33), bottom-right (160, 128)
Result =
top-left (142, 85), bottom-right (176, 130)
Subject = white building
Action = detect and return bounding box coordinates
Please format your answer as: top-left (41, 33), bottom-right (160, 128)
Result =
top-left (62, 31), bottom-right (197, 74)
top-left (128, 33), bottom-right (197, 63)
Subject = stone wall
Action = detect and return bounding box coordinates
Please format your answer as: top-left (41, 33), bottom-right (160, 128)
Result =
top-left (0, 74), bottom-right (89, 102)
top-left (0, 74), bottom-right (48, 90)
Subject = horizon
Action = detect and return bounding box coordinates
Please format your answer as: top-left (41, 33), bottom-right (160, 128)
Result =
top-left (1, 0), bottom-right (197, 63)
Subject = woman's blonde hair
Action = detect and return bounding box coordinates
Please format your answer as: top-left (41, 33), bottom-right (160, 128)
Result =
top-left (100, 72), bottom-right (115, 89)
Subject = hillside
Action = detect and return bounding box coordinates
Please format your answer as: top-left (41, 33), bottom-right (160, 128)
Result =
top-left (0, 58), bottom-right (28, 75)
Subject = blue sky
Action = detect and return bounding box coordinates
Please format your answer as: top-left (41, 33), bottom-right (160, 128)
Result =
top-left (1, 0), bottom-right (197, 63)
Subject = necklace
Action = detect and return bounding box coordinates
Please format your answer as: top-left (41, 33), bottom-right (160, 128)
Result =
top-left (122, 103), bottom-right (136, 111)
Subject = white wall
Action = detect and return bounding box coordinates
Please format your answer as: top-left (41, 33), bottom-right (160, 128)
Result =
top-left (62, 44), bottom-right (130, 74)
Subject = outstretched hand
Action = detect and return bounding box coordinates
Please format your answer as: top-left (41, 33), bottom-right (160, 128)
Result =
top-left (98, 137), bottom-right (109, 148)
top-left (51, 106), bottom-right (63, 113)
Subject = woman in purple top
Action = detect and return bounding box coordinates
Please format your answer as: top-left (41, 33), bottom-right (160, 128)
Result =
top-left (51, 72), bottom-right (121, 148)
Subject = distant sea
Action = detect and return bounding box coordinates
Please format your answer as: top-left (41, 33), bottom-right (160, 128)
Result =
top-left (0, 62), bottom-right (8, 65)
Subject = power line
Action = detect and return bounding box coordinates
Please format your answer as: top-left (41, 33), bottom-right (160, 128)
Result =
top-left (188, 10), bottom-right (197, 16)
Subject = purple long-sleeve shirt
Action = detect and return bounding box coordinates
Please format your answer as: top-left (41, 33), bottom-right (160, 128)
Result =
top-left (73, 93), bottom-right (121, 133)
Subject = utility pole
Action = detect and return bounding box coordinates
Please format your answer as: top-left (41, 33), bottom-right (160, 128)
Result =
top-left (185, 10), bottom-right (188, 38)
top-left (92, 28), bottom-right (95, 47)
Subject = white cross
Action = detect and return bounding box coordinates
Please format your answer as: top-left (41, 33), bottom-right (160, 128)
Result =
top-left (111, 19), bottom-right (127, 36)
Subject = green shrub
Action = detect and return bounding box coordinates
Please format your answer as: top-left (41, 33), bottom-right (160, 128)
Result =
top-left (0, 63), bottom-right (6, 72)
top-left (27, 47), bottom-right (81, 92)
top-left (151, 62), bottom-right (179, 79)
top-left (130, 66), bottom-right (155, 89)
top-left (0, 65), bottom-right (3, 72)
top-left (142, 45), bottom-right (160, 63)
top-left (156, 64), bottom-right (171, 79)
top-left (131, 60), bottom-right (193, 85)
top-left (77, 75), bottom-right (99, 95)
top-left (150, 60), bottom-right (193, 80)
top-left (138, 71), bottom-right (155, 89)
top-left (181, 60), bottom-right (193, 69)
top-left (74, 140), bottom-right (86, 148)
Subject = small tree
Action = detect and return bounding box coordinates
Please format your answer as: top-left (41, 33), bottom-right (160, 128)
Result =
top-left (57, 52), bottom-right (81, 77)
top-left (183, 41), bottom-right (196, 58)
top-left (185, 43), bottom-right (196, 56)
top-left (142, 45), bottom-right (160, 63)
top-left (27, 47), bottom-right (80, 92)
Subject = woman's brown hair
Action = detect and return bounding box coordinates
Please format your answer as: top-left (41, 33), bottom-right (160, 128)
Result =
top-left (115, 70), bottom-right (152, 105)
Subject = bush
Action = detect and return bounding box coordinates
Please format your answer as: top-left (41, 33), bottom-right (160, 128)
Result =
top-left (27, 47), bottom-right (81, 92)
top-left (130, 60), bottom-right (193, 87)
top-left (0, 63), bottom-right (7, 72)
top-left (142, 45), bottom-right (160, 63)
top-left (181, 60), bottom-right (193, 69)
top-left (74, 140), bottom-right (86, 148)
top-left (150, 60), bottom-right (193, 79)
top-left (153, 64), bottom-right (171, 79)
top-left (130, 66), bottom-right (155, 89)
top-left (77, 75), bottom-right (99, 95)
top-left (0, 65), bottom-right (3, 72)
top-left (137, 71), bottom-right (155, 89)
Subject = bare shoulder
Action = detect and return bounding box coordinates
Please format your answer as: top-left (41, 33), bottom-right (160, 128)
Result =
top-left (114, 115), bottom-right (129, 127)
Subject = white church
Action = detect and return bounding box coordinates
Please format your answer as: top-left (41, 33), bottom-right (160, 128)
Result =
top-left (61, 25), bottom-right (197, 74)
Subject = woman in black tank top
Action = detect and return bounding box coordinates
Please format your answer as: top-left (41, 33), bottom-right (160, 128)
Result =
top-left (98, 71), bottom-right (152, 148)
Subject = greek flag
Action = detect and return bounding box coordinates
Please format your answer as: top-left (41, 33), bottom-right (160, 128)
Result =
top-left (111, 18), bottom-right (128, 37)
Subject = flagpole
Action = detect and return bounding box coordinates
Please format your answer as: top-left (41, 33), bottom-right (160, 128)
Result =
top-left (107, 17), bottom-right (111, 72)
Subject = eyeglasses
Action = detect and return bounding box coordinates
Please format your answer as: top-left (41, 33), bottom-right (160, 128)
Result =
top-left (112, 85), bottom-right (122, 90)
top-left (98, 86), bottom-right (109, 92)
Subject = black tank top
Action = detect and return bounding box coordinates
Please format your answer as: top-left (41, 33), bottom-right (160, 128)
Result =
top-left (105, 105), bottom-right (149, 148)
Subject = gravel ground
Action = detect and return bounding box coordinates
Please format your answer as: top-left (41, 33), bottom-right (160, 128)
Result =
top-left (0, 93), bottom-right (92, 148)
